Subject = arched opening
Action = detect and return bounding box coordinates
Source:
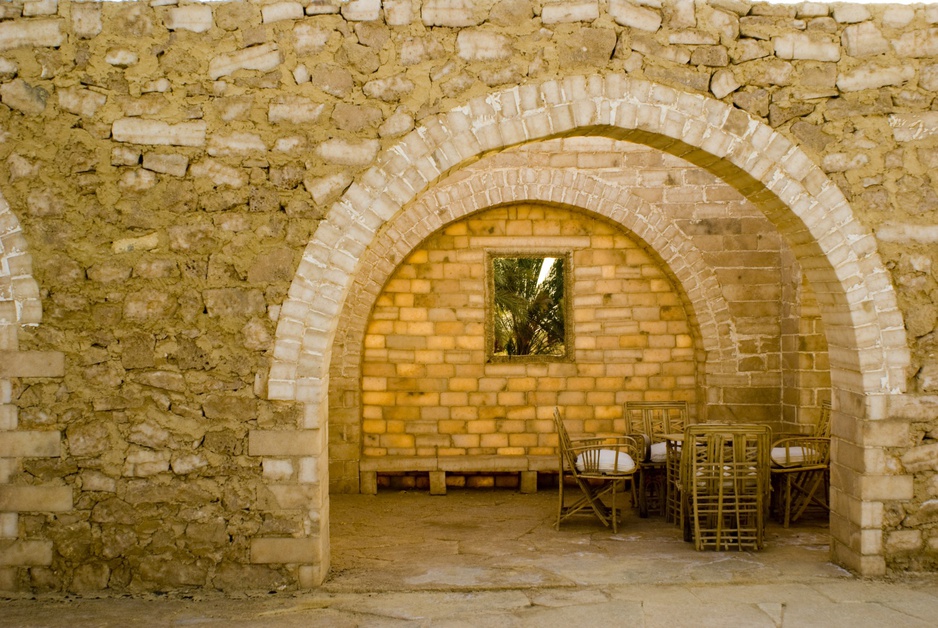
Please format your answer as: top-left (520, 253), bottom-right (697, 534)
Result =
top-left (268, 76), bottom-right (910, 582)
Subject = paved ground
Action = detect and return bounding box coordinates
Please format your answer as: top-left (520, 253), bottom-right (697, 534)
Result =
top-left (3, 490), bottom-right (938, 626)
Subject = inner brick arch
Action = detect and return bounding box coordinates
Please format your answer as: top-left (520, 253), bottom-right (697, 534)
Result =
top-left (269, 74), bottom-right (910, 577)
top-left (327, 163), bottom-right (745, 490)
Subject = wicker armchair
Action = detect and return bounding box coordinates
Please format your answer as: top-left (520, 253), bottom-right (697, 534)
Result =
top-left (770, 402), bottom-right (832, 527)
top-left (554, 407), bottom-right (642, 533)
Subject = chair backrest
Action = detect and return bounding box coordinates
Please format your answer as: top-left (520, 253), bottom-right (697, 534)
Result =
top-left (815, 401), bottom-right (831, 438)
top-left (553, 407), bottom-right (578, 471)
top-left (625, 401), bottom-right (689, 441)
top-left (682, 424), bottom-right (772, 495)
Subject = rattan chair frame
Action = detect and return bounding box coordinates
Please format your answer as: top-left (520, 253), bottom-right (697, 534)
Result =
top-left (681, 424), bottom-right (771, 551)
top-left (624, 401), bottom-right (689, 520)
top-left (554, 407), bottom-right (641, 534)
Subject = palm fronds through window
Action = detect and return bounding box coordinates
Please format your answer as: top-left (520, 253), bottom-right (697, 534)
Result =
top-left (492, 256), bottom-right (565, 357)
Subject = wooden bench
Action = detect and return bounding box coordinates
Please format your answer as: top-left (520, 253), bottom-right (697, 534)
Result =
top-left (359, 455), bottom-right (557, 495)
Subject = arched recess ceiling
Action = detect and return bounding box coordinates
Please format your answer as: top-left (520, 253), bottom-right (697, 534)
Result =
top-left (0, 190), bottom-right (41, 326)
top-left (269, 74), bottom-right (911, 574)
top-left (329, 164), bottom-right (742, 426)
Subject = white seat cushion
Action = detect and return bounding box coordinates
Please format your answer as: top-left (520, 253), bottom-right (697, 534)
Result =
top-left (771, 446), bottom-right (815, 465)
top-left (649, 441), bottom-right (668, 463)
top-left (576, 449), bottom-right (636, 474)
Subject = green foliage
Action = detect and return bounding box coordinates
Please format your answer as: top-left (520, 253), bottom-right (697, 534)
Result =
top-left (492, 257), bottom-right (565, 356)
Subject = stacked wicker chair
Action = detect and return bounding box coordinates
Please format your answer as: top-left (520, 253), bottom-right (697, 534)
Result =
top-left (681, 424), bottom-right (772, 551)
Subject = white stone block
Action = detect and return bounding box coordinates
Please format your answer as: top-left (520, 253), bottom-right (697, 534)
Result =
top-left (384, 0), bottom-right (414, 26)
top-left (298, 457), bottom-right (319, 484)
top-left (268, 97), bottom-right (325, 124)
top-left (0, 513), bottom-right (17, 538)
top-left (883, 6), bottom-right (915, 28)
top-left (142, 152), bottom-right (189, 177)
top-left (80, 470), bottom-right (116, 493)
top-left (119, 169), bottom-right (157, 192)
top-left (0, 19), bottom-right (64, 52)
top-left (262, 459), bottom-right (294, 481)
top-left (122, 448), bottom-right (170, 477)
top-left (342, 0), bottom-right (381, 21)
top-left (190, 159), bottom-right (249, 188)
top-left (842, 22), bottom-right (890, 58)
top-left (112, 232), bottom-right (159, 254)
top-left (208, 132), bottom-right (267, 156)
top-left (774, 34), bottom-right (840, 62)
top-left (541, 2), bottom-right (599, 24)
top-left (305, 0), bottom-right (341, 15)
top-left (876, 223), bottom-right (938, 243)
top-left (456, 30), bottom-right (512, 62)
top-left (23, 0), bottom-right (57, 18)
top-left (670, 0), bottom-right (696, 28)
top-left (363, 75), bottom-right (414, 101)
top-left (112, 118), bottom-right (207, 147)
top-left (609, 0), bottom-right (661, 32)
top-left (293, 64), bottom-right (310, 84)
top-left (0, 79), bottom-right (47, 115)
top-left (165, 6), bottom-right (214, 33)
top-left (316, 139), bottom-right (380, 167)
top-left (172, 453), bottom-right (208, 475)
top-left (105, 48), bottom-right (138, 68)
top-left (0, 404), bottom-right (16, 430)
top-left (836, 65), bottom-right (914, 92)
top-left (927, 5), bottom-right (938, 24)
top-left (710, 68), bottom-right (739, 99)
top-left (889, 112), bottom-right (938, 142)
top-left (379, 110), bottom-right (414, 138)
top-left (304, 172), bottom-right (353, 206)
top-left (71, 2), bottom-right (101, 39)
top-left (294, 23), bottom-right (331, 55)
top-left (209, 43), bottom-right (282, 80)
top-left (832, 4), bottom-right (870, 24)
top-left (0, 57), bottom-right (16, 79)
top-left (421, 0), bottom-right (484, 27)
top-left (274, 136), bottom-right (307, 153)
top-left (893, 28), bottom-right (938, 58)
top-left (111, 146), bottom-right (140, 167)
top-left (262, 2), bottom-right (304, 24)
top-left (57, 86), bottom-right (107, 117)
top-left (142, 78), bottom-right (171, 94)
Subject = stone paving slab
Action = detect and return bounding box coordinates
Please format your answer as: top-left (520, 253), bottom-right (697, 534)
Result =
top-left (3, 491), bottom-right (938, 626)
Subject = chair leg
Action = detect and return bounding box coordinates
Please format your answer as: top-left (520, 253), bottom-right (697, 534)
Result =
top-left (790, 471), bottom-right (829, 523)
top-left (556, 472), bottom-right (564, 530)
top-left (637, 469), bottom-right (648, 518)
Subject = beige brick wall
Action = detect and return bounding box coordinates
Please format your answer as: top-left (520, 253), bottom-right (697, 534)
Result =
top-left (361, 203), bottom-right (697, 459)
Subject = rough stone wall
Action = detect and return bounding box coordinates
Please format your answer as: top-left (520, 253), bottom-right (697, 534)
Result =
top-left (0, 0), bottom-right (935, 592)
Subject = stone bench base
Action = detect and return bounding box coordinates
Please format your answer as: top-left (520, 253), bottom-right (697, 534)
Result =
top-left (358, 455), bottom-right (557, 495)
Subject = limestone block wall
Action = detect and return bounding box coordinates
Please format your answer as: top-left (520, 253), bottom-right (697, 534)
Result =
top-left (0, 0), bottom-right (933, 591)
top-left (362, 202), bottom-right (697, 458)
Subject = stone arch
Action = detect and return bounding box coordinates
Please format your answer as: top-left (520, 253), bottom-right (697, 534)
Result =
top-left (0, 189), bottom-right (41, 326)
top-left (327, 164), bottom-right (744, 487)
top-left (333, 166), bottom-right (737, 375)
top-left (268, 75), bottom-right (910, 578)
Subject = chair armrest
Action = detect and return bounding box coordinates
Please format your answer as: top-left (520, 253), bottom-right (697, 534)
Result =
top-left (770, 436), bottom-right (830, 468)
top-left (570, 436), bottom-right (643, 475)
